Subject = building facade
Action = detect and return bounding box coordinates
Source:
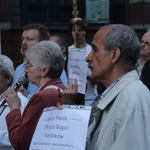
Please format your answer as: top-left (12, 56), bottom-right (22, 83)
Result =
top-left (0, 0), bottom-right (150, 68)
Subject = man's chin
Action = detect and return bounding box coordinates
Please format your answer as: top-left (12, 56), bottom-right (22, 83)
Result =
top-left (87, 74), bottom-right (95, 82)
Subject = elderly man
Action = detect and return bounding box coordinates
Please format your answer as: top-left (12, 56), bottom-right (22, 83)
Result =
top-left (5, 41), bottom-right (66, 150)
top-left (62, 24), bottom-right (150, 150)
top-left (85, 24), bottom-right (150, 150)
top-left (136, 30), bottom-right (150, 76)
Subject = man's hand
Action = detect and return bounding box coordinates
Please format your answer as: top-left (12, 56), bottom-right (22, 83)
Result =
top-left (57, 78), bottom-right (78, 110)
top-left (62, 78), bottom-right (78, 104)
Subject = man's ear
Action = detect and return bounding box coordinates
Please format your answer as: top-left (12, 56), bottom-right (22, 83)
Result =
top-left (41, 67), bottom-right (49, 77)
top-left (111, 47), bottom-right (121, 63)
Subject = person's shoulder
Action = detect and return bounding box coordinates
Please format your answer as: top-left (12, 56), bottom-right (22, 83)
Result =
top-left (32, 87), bottom-right (59, 101)
top-left (125, 79), bottom-right (150, 102)
top-left (145, 59), bottom-right (150, 65)
top-left (86, 43), bottom-right (91, 47)
top-left (68, 44), bottom-right (74, 48)
top-left (141, 59), bottom-right (150, 74)
top-left (119, 80), bottom-right (150, 117)
top-left (68, 45), bottom-right (74, 50)
top-left (15, 63), bottom-right (25, 71)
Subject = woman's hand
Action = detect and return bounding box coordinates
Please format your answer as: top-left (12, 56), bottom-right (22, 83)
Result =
top-left (4, 87), bottom-right (21, 111)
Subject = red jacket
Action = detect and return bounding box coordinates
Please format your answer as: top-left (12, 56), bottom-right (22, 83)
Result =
top-left (6, 78), bottom-right (66, 150)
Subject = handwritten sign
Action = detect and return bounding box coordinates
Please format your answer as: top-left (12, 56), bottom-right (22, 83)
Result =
top-left (29, 105), bottom-right (91, 150)
top-left (68, 48), bottom-right (87, 94)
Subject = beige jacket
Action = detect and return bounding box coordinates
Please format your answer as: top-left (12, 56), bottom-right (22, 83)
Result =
top-left (86, 70), bottom-right (150, 150)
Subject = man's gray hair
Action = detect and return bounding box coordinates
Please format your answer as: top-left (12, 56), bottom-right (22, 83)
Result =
top-left (104, 24), bottom-right (140, 66)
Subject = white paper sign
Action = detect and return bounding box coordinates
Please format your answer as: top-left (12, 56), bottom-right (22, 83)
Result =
top-left (29, 105), bottom-right (91, 150)
top-left (68, 48), bottom-right (87, 94)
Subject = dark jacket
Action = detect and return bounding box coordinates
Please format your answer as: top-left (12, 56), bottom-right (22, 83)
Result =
top-left (141, 59), bottom-right (150, 90)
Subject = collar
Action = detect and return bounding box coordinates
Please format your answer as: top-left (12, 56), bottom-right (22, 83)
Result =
top-left (38, 78), bottom-right (63, 91)
top-left (97, 70), bottom-right (139, 110)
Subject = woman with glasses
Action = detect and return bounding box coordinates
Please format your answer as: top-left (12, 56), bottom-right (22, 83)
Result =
top-left (4, 41), bottom-right (66, 150)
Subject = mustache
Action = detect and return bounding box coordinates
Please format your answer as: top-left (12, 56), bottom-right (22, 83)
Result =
top-left (88, 63), bottom-right (93, 69)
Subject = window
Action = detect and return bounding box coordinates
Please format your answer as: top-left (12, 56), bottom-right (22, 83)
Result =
top-left (86, 0), bottom-right (109, 24)
top-left (11, 0), bottom-right (85, 27)
top-left (10, 0), bottom-right (129, 28)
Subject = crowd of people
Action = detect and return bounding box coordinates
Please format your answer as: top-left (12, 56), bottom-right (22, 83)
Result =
top-left (0, 21), bottom-right (150, 150)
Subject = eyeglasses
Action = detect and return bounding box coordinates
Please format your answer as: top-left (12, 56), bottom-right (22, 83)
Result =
top-left (24, 61), bottom-right (36, 70)
top-left (140, 41), bottom-right (150, 46)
